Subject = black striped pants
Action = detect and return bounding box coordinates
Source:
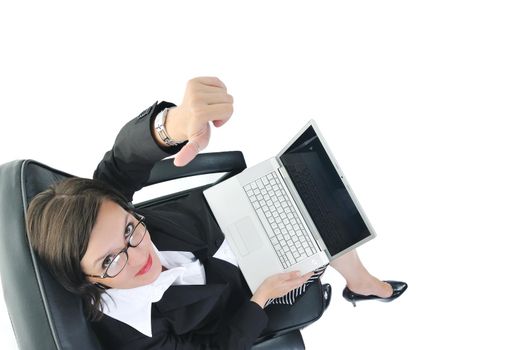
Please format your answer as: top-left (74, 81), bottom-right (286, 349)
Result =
top-left (265, 263), bottom-right (329, 307)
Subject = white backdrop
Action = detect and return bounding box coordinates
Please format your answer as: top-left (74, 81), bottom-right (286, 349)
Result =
top-left (1, 1), bottom-right (526, 349)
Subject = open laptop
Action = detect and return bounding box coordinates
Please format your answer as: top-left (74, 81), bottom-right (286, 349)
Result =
top-left (203, 120), bottom-right (376, 292)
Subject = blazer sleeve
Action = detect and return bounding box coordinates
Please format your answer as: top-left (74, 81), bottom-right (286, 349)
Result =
top-left (96, 301), bottom-right (268, 350)
top-left (93, 101), bottom-right (188, 202)
top-left (164, 301), bottom-right (267, 350)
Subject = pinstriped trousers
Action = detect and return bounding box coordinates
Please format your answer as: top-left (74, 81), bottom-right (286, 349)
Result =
top-left (265, 264), bottom-right (329, 307)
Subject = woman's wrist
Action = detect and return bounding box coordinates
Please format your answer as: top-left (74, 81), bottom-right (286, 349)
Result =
top-left (151, 107), bottom-right (187, 148)
top-left (164, 107), bottom-right (188, 143)
top-left (250, 291), bottom-right (269, 309)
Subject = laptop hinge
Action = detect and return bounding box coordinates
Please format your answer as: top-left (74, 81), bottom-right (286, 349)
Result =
top-left (277, 165), bottom-right (288, 179)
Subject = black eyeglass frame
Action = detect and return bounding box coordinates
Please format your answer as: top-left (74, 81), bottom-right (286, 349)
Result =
top-left (84, 213), bottom-right (147, 279)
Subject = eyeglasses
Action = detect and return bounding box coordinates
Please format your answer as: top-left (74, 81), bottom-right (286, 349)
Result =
top-left (85, 214), bottom-right (147, 279)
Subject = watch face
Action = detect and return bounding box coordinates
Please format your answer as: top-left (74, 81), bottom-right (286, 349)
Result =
top-left (154, 111), bottom-right (165, 129)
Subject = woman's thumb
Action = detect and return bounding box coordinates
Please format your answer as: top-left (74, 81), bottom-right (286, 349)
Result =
top-left (172, 140), bottom-right (200, 167)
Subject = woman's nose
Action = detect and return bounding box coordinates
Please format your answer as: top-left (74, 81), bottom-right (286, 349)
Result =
top-left (127, 245), bottom-right (147, 268)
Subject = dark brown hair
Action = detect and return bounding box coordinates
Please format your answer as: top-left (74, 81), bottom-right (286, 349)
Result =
top-left (26, 177), bottom-right (132, 321)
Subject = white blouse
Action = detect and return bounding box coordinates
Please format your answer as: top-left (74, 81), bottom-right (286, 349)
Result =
top-left (100, 240), bottom-right (238, 337)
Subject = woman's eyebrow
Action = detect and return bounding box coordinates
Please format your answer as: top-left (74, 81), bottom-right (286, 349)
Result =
top-left (92, 214), bottom-right (130, 268)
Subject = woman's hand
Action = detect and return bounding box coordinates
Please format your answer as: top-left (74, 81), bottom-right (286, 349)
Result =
top-left (250, 270), bottom-right (314, 308)
top-left (165, 77), bottom-right (233, 167)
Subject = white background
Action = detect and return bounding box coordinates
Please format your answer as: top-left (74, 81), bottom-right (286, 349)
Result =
top-left (1, 1), bottom-right (526, 349)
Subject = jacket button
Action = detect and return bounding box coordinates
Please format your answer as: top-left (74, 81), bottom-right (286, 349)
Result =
top-left (137, 105), bottom-right (153, 120)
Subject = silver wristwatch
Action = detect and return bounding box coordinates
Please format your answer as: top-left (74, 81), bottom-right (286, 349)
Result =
top-left (153, 107), bottom-right (183, 147)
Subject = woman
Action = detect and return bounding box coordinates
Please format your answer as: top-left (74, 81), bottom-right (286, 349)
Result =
top-left (26, 77), bottom-right (407, 349)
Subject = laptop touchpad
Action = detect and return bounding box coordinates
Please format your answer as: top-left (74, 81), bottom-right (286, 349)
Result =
top-left (228, 217), bottom-right (263, 257)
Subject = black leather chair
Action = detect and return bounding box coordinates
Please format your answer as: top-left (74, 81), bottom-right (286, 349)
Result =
top-left (0, 151), bottom-right (331, 350)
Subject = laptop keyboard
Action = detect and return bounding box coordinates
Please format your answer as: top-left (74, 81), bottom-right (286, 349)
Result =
top-left (243, 172), bottom-right (318, 269)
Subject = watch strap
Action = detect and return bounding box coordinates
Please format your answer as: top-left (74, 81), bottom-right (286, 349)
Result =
top-left (154, 107), bottom-right (183, 147)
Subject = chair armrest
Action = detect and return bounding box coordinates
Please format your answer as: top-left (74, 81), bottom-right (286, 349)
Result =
top-left (145, 151), bottom-right (246, 186)
top-left (252, 330), bottom-right (305, 350)
top-left (256, 280), bottom-right (332, 343)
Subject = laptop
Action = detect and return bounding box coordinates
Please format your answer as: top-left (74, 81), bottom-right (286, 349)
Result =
top-left (203, 120), bottom-right (376, 292)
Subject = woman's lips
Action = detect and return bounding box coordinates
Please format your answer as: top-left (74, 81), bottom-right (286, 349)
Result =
top-left (136, 254), bottom-right (152, 276)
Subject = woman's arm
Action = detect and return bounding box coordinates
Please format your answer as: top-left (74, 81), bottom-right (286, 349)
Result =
top-left (93, 77), bottom-right (233, 202)
top-left (97, 300), bottom-right (268, 350)
top-left (162, 301), bottom-right (268, 350)
top-left (104, 272), bottom-right (313, 349)
top-left (93, 100), bottom-right (186, 202)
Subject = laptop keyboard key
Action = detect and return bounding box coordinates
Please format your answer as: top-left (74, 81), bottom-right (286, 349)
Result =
top-left (244, 171), bottom-right (318, 269)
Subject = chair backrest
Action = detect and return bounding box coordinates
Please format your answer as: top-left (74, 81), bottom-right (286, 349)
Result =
top-left (0, 160), bottom-right (102, 350)
top-left (0, 154), bottom-right (329, 350)
top-left (0, 153), bottom-right (249, 350)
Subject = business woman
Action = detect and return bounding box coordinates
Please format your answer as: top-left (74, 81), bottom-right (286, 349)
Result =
top-left (26, 77), bottom-right (407, 349)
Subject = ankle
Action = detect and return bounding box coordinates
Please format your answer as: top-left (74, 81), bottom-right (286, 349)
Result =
top-left (347, 280), bottom-right (392, 298)
top-left (346, 282), bottom-right (372, 296)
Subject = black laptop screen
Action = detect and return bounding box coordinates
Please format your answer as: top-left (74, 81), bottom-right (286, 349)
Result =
top-left (279, 125), bottom-right (372, 256)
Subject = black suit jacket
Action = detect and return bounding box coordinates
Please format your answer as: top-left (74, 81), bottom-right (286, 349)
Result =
top-left (90, 101), bottom-right (268, 349)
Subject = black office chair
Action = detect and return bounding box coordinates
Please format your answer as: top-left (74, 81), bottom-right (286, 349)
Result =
top-left (0, 151), bottom-right (331, 350)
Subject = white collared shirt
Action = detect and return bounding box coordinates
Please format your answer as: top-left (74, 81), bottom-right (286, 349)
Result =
top-left (100, 240), bottom-right (238, 337)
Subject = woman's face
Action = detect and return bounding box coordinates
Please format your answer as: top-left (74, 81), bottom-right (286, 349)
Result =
top-left (80, 199), bottom-right (163, 289)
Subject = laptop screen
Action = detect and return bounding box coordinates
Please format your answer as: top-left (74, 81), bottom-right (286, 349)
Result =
top-left (279, 125), bottom-right (372, 257)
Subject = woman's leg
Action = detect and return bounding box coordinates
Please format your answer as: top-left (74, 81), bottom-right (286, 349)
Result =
top-left (329, 249), bottom-right (393, 297)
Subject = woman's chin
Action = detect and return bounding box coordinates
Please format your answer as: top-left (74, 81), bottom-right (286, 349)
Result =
top-left (133, 253), bottom-right (163, 286)
top-left (144, 260), bottom-right (163, 284)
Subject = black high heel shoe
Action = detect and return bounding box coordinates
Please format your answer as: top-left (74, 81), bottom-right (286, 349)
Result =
top-left (342, 281), bottom-right (408, 307)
